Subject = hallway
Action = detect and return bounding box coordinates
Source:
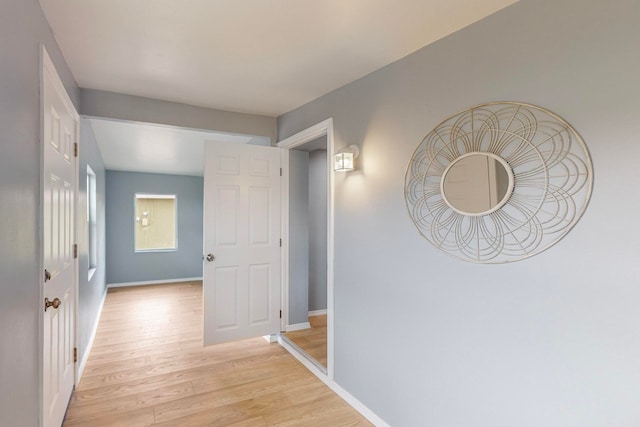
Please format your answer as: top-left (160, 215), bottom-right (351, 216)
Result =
top-left (64, 281), bottom-right (370, 426)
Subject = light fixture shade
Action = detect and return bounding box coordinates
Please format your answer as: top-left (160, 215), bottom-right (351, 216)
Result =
top-left (334, 152), bottom-right (355, 171)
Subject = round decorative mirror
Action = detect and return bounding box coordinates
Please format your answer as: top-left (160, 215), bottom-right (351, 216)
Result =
top-left (405, 102), bottom-right (593, 264)
top-left (441, 152), bottom-right (514, 216)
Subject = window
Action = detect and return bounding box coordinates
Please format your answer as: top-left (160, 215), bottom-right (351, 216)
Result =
top-left (135, 194), bottom-right (177, 251)
top-left (87, 165), bottom-right (98, 277)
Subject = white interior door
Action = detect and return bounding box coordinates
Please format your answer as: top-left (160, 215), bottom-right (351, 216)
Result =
top-left (42, 49), bottom-right (77, 427)
top-left (203, 141), bottom-right (281, 345)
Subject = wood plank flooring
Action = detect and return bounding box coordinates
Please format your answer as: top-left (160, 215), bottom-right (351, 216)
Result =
top-left (283, 315), bottom-right (327, 368)
top-left (64, 282), bottom-right (370, 426)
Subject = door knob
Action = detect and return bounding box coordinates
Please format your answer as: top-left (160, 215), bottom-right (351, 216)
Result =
top-left (44, 297), bottom-right (61, 312)
top-left (44, 269), bottom-right (52, 282)
top-left (206, 254), bottom-right (215, 262)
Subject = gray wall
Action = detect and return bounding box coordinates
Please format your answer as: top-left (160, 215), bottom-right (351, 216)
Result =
top-left (0, 0), bottom-right (79, 425)
top-left (288, 150), bottom-right (310, 325)
top-left (277, 1), bottom-right (640, 425)
top-left (308, 149), bottom-right (327, 311)
top-left (77, 120), bottom-right (107, 365)
top-left (106, 171), bottom-right (203, 284)
top-left (81, 89), bottom-right (277, 144)
top-left (289, 148), bottom-right (329, 323)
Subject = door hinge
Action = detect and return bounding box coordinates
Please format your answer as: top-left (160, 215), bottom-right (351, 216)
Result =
top-left (279, 168), bottom-right (282, 176)
top-left (74, 142), bottom-right (78, 157)
top-left (73, 347), bottom-right (77, 363)
top-left (279, 238), bottom-right (282, 247)
top-left (73, 243), bottom-right (78, 259)
top-left (280, 310), bottom-right (282, 319)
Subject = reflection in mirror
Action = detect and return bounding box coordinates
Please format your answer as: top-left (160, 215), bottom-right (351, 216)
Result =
top-left (134, 194), bottom-right (177, 251)
top-left (442, 153), bottom-right (513, 216)
top-left (282, 138), bottom-right (328, 372)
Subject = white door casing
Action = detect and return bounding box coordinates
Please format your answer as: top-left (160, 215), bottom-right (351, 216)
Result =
top-left (42, 48), bottom-right (78, 427)
top-left (203, 141), bottom-right (281, 345)
top-left (276, 118), bottom-right (335, 380)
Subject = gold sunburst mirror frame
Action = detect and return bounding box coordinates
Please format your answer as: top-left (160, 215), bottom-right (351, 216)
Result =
top-left (405, 102), bottom-right (593, 264)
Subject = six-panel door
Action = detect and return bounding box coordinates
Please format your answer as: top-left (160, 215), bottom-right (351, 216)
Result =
top-left (203, 141), bottom-right (281, 345)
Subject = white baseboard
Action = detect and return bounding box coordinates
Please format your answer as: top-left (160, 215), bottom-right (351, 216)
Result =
top-left (262, 334), bottom-right (278, 343)
top-left (277, 336), bottom-right (389, 427)
top-left (328, 377), bottom-right (390, 427)
top-left (308, 309), bottom-right (327, 317)
top-left (76, 288), bottom-right (107, 383)
top-left (285, 322), bottom-right (311, 332)
top-left (107, 277), bottom-right (203, 288)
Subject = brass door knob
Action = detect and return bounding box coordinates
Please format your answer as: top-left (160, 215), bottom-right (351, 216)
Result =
top-left (206, 254), bottom-right (215, 262)
top-left (44, 297), bottom-right (61, 312)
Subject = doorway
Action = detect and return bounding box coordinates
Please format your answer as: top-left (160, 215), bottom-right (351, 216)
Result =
top-left (75, 114), bottom-right (335, 383)
top-left (277, 118), bottom-right (335, 379)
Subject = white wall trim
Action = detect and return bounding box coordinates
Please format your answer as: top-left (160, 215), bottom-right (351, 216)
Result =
top-left (308, 309), bottom-right (327, 317)
top-left (329, 377), bottom-right (391, 427)
top-left (277, 117), bottom-right (335, 380)
top-left (285, 322), bottom-right (311, 332)
top-left (279, 147), bottom-right (290, 332)
top-left (262, 334), bottom-right (279, 343)
top-left (76, 289), bottom-right (107, 382)
top-left (278, 336), bottom-right (389, 427)
top-left (107, 277), bottom-right (202, 288)
top-left (277, 118), bottom-right (334, 148)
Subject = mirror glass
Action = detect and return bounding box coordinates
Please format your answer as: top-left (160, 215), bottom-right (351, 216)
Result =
top-left (442, 153), bottom-right (512, 215)
top-left (282, 136), bottom-right (329, 373)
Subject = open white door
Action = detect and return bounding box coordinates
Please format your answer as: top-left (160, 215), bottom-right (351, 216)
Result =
top-left (203, 141), bottom-right (281, 345)
top-left (42, 48), bottom-right (77, 427)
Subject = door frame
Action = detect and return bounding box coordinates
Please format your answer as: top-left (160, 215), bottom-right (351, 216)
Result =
top-left (276, 118), bottom-right (335, 380)
top-left (39, 45), bottom-right (80, 426)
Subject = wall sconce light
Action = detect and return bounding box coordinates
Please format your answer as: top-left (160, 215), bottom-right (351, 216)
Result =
top-left (334, 145), bottom-right (360, 172)
top-left (136, 211), bottom-right (150, 227)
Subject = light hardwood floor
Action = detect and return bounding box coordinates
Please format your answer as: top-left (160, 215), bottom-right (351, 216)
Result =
top-left (283, 315), bottom-right (327, 368)
top-left (64, 281), bottom-right (370, 426)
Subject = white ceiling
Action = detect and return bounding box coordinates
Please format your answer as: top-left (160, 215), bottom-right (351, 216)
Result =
top-left (41, 0), bottom-right (517, 117)
top-left (88, 118), bottom-right (269, 176)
